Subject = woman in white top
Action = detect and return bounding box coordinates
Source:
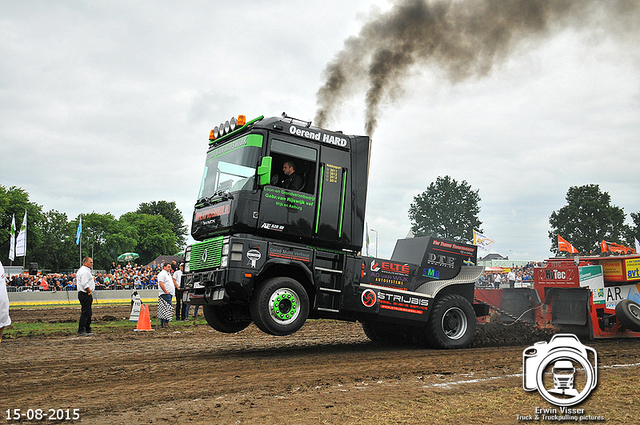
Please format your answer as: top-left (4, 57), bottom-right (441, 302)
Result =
top-left (0, 261), bottom-right (12, 343)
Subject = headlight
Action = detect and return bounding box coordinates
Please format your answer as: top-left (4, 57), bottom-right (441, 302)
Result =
top-left (221, 256), bottom-right (228, 268)
top-left (184, 247), bottom-right (191, 272)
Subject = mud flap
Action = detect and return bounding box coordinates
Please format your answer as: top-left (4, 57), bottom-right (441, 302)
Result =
top-left (546, 288), bottom-right (590, 326)
top-left (500, 289), bottom-right (539, 323)
top-left (475, 288), bottom-right (539, 323)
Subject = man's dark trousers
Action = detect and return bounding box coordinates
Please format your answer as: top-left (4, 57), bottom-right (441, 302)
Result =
top-left (78, 291), bottom-right (93, 333)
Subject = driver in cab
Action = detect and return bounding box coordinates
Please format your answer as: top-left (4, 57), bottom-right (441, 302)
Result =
top-left (280, 160), bottom-right (303, 191)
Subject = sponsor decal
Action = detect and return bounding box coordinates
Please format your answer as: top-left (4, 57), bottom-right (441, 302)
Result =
top-left (261, 222), bottom-right (285, 232)
top-left (360, 285), bottom-right (430, 315)
top-left (268, 244), bottom-right (311, 263)
top-left (263, 186), bottom-right (314, 211)
top-left (366, 259), bottom-right (411, 287)
top-left (195, 203), bottom-right (230, 221)
top-left (626, 258), bottom-right (640, 280)
top-left (212, 136), bottom-right (248, 158)
top-left (422, 267), bottom-right (440, 279)
top-left (361, 289), bottom-right (376, 307)
top-left (427, 252), bottom-right (456, 269)
top-left (431, 239), bottom-right (477, 255)
top-left (202, 248), bottom-right (208, 264)
top-left (288, 124), bottom-right (348, 147)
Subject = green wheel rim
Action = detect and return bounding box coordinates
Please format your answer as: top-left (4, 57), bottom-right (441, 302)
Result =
top-left (268, 288), bottom-right (301, 325)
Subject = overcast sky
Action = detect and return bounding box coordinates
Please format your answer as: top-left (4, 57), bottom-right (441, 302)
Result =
top-left (1, 0), bottom-right (639, 261)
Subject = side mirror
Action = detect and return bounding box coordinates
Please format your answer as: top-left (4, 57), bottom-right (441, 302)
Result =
top-left (257, 156), bottom-right (273, 186)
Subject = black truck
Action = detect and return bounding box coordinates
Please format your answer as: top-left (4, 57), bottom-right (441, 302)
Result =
top-left (181, 113), bottom-right (488, 348)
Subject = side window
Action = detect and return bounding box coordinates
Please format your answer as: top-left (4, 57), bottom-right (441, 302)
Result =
top-left (269, 139), bottom-right (317, 194)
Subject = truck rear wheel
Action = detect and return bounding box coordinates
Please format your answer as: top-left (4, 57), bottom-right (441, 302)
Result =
top-left (203, 304), bottom-right (252, 333)
top-left (426, 294), bottom-right (476, 349)
top-left (615, 299), bottom-right (640, 332)
top-left (250, 277), bottom-right (309, 336)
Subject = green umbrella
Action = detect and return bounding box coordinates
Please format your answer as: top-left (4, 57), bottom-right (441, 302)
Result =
top-left (117, 252), bottom-right (140, 262)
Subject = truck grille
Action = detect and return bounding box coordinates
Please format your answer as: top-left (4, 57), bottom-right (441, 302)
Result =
top-left (190, 237), bottom-right (224, 271)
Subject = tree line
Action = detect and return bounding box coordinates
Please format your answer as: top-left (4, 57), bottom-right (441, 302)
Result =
top-left (0, 185), bottom-right (188, 272)
top-left (408, 176), bottom-right (640, 256)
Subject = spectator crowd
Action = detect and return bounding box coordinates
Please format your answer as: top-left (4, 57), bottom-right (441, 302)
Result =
top-left (477, 262), bottom-right (543, 288)
top-left (4, 260), bottom-right (183, 292)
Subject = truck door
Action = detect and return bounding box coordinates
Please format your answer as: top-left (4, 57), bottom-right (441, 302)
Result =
top-left (314, 146), bottom-right (350, 243)
top-left (258, 138), bottom-right (318, 240)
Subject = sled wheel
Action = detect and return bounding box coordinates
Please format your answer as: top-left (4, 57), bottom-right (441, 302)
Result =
top-left (426, 294), bottom-right (476, 349)
top-left (203, 304), bottom-right (252, 333)
top-left (250, 277), bottom-right (309, 336)
top-left (615, 299), bottom-right (640, 332)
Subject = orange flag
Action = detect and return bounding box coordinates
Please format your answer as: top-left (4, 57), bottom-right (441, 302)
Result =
top-left (558, 235), bottom-right (578, 254)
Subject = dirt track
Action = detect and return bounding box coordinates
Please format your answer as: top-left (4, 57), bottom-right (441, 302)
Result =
top-left (2, 305), bottom-right (640, 424)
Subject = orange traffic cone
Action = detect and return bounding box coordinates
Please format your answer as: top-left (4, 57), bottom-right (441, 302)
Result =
top-left (134, 304), bottom-right (154, 332)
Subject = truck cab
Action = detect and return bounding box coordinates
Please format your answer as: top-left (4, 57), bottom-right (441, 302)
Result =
top-left (189, 114), bottom-right (369, 251)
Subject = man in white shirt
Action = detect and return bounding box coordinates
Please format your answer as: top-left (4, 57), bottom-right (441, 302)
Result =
top-left (173, 264), bottom-right (185, 321)
top-left (0, 261), bottom-right (12, 343)
top-left (507, 270), bottom-right (516, 288)
top-left (157, 263), bottom-right (178, 328)
top-left (494, 273), bottom-right (502, 289)
top-left (76, 257), bottom-right (96, 336)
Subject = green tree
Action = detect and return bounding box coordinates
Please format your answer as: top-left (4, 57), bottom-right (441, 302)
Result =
top-left (408, 176), bottom-right (482, 242)
top-left (73, 212), bottom-right (127, 271)
top-left (549, 184), bottom-right (626, 255)
top-left (136, 200), bottom-right (188, 249)
top-left (624, 212), bottom-right (640, 247)
top-left (37, 210), bottom-right (75, 272)
top-left (119, 212), bottom-right (178, 265)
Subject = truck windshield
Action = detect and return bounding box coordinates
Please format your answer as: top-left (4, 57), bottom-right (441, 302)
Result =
top-left (197, 134), bottom-right (263, 201)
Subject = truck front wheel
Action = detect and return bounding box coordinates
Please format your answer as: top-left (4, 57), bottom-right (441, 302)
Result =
top-left (203, 304), bottom-right (252, 333)
top-left (426, 294), bottom-right (476, 349)
top-left (250, 277), bottom-right (309, 336)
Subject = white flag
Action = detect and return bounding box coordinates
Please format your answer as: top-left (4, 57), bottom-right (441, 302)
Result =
top-left (473, 229), bottom-right (494, 253)
top-left (15, 210), bottom-right (27, 257)
top-left (635, 238), bottom-right (640, 255)
top-left (9, 214), bottom-right (16, 261)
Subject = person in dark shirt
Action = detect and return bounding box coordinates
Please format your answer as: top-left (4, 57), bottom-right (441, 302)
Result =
top-left (280, 160), bottom-right (303, 191)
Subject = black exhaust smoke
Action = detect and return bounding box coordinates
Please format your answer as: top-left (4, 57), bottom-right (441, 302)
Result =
top-left (314, 0), bottom-right (639, 136)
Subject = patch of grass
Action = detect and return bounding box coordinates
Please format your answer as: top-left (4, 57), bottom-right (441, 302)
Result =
top-left (2, 317), bottom-right (209, 338)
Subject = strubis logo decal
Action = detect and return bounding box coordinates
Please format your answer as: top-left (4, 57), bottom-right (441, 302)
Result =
top-left (517, 334), bottom-right (603, 422)
top-left (361, 289), bottom-right (377, 307)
